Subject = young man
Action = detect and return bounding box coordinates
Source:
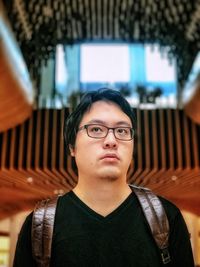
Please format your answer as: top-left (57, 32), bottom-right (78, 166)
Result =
top-left (14, 88), bottom-right (194, 267)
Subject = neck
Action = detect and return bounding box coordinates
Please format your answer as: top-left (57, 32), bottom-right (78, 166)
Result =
top-left (73, 175), bottom-right (132, 216)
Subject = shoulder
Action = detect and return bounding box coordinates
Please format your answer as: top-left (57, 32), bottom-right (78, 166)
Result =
top-left (16, 212), bottom-right (33, 246)
top-left (34, 191), bottom-right (73, 211)
top-left (54, 191), bottom-right (75, 218)
top-left (131, 185), bottom-right (181, 216)
top-left (157, 195), bottom-right (187, 231)
top-left (158, 195), bottom-right (181, 217)
top-left (56, 190), bottom-right (74, 207)
top-left (20, 212), bottom-right (33, 232)
top-left (130, 185), bottom-right (184, 227)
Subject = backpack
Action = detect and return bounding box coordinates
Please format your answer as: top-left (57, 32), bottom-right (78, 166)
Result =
top-left (32, 185), bottom-right (171, 267)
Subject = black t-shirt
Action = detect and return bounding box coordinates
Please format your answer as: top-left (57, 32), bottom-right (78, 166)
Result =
top-left (13, 191), bottom-right (194, 267)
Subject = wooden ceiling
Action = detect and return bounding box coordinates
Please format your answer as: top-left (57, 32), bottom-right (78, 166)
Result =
top-left (0, 108), bottom-right (200, 219)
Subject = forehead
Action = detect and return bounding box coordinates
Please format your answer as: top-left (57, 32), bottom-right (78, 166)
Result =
top-left (80, 100), bottom-right (132, 126)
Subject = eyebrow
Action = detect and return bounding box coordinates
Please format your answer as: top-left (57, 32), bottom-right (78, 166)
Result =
top-left (86, 119), bottom-right (132, 127)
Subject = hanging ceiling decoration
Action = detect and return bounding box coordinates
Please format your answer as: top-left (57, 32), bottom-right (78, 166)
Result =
top-left (2, 0), bottom-right (200, 86)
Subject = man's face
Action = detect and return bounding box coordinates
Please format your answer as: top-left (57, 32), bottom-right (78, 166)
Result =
top-left (70, 101), bottom-right (134, 181)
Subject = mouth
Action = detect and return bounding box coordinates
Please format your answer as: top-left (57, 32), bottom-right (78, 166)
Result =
top-left (100, 154), bottom-right (120, 161)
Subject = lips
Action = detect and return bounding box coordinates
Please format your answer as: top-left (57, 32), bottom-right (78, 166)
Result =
top-left (100, 153), bottom-right (120, 160)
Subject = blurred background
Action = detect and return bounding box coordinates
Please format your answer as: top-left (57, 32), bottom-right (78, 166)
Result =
top-left (0, 0), bottom-right (200, 266)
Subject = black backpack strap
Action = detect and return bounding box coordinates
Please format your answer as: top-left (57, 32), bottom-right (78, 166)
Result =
top-left (32, 196), bottom-right (59, 267)
top-left (130, 185), bottom-right (171, 265)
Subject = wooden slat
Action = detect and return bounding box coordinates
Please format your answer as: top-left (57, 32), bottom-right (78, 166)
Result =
top-left (175, 110), bottom-right (183, 169)
top-left (129, 109), bottom-right (143, 183)
top-left (142, 109), bottom-right (159, 186)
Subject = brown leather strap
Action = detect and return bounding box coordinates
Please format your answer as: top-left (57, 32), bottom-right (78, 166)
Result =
top-left (130, 185), bottom-right (171, 264)
top-left (32, 196), bottom-right (59, 267)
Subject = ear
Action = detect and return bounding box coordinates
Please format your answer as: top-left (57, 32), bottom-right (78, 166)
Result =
top-left (69, 145), bottom-right (75, 157)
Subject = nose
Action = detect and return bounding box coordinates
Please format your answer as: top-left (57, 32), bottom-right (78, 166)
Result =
top-left (103, 129), bottom-right (118, 149)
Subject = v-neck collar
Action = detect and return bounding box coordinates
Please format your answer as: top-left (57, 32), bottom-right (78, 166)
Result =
top-left (68, 190), bottom-right (134, 221)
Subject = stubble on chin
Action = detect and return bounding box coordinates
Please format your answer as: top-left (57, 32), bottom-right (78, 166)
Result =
top-left (98, 168), bottom-right (120, 181)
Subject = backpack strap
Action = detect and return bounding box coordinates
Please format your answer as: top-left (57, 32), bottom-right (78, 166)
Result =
top-left (32, 196), bottom-right (59, 267)
top-left (130, 185), bottom-right (171, 265)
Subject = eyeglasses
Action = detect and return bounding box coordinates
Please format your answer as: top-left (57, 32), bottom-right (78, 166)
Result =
top-left (78, 124), bottom-right (134, 141)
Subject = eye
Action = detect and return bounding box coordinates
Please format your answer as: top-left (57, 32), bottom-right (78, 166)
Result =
top-left (116, 128), bottom-right (129, 135)
top-left (89, 125), bottom-right (104, 133)
top-left (92, 127), bottom-right (102, 132)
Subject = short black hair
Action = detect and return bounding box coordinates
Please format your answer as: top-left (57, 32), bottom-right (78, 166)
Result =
top-left (64, 88), bottom-right (136, 153)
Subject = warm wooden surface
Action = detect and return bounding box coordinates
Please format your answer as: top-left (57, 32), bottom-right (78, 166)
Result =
top-left (0, 2), bottom-right (34, 132)
top-left (0, 108), bottom-right (199, 219)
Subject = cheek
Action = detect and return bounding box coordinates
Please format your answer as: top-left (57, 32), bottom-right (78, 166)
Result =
top-left (74, 141), bottom-right (95, 161)
top-left (75, 148), bottom-right (96, 170)
top-left (125, 142), bottom-right (134, 153)
top-left (124, 144), bottom-right (134, 161)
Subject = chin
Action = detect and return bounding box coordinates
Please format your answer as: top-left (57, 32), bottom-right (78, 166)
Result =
top-left (98, 168), bottom-right (121, 181)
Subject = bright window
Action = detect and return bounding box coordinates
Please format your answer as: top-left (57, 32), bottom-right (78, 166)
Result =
top-left (80, 44), bottom-right (130, 83)
top-left (145, 45), bottom-right (176, 83)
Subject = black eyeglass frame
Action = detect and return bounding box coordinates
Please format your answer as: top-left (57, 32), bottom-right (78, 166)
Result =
top-left (78, 124), bottom-right (134, 141)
